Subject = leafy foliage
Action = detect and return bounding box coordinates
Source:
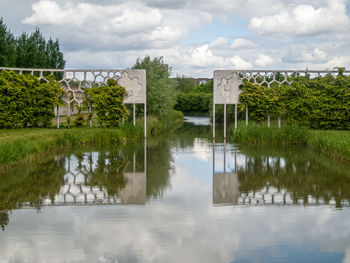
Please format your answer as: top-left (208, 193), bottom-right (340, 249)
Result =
top-left (174, 92), bottom-right (211, 113)
top-left (0, 18), bottom-right (65, 69)
top-left (174, 76), bottom-right (196, 93)
top-left (195, 79), bottom-right (213, 93)
top-left (0, 70), bottom-right (64, 128)
top-left (239, 72), bottom-right (350, 129)
top-left (239, 82), bottom-right (281, 123)
top-left (132, 56), bottom-right (175, 118)
top-left (73, 106), bottom-right (86, 127)
top-left (85, 79), bottom-right (129, 128)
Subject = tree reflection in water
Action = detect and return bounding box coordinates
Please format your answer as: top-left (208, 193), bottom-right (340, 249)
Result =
top-left (236, 145), bottom-right (350, 208)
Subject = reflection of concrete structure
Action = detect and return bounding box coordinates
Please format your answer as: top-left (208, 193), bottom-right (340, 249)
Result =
top-left (213, 173), bottom-right (240, 205)
top-left (40, 140), bottom-right (147, 207)
top-left (213, 140), bottom-right (240, 206)
top-left (120, 173), bottom-right (146, 205)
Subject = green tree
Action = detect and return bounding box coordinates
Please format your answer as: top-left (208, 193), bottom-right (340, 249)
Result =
top-left (0, 18), bottom-right (16, 67)
top-left (132, 56), bottom-right (175, 118)
top-left (195, 79), bottom-right (213, 93)
top-left (174, 75), bottom-right (196, 93)
top-left (0, 19), bottom-right (65, 69)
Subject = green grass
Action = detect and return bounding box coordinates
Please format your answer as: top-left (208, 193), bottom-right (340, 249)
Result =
top-left (308, 130), bottom-right (350, 159)
top-left (0, 110), bottom-right (184, 166)
top-left (230, 121), bottom-right (350, 160)
top-left (230, 121), bottom-right (310, 145)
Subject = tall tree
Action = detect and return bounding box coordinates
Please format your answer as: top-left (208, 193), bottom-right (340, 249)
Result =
top-left (132, 56), bottom-right (175, 118)
top-left (0, 18), bottom-right (16, 67)
top-left (0, 18), bottom-right (65, 69)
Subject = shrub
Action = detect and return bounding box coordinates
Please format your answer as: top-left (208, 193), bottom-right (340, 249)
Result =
top-left (174, 92), bottom-right (212, 113)
top-left (73, 106), bottom-right (85, 127)
top-left (239, 72), bottom-right (350, 129)
top-left (85, 78), bottom-right (129, 128)
top-left (0, 70), bottom-right (64, 128)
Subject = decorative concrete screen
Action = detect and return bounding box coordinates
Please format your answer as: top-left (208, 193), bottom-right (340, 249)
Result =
top-left (213, 69), bottom-right (350, 139)
top-left (214, 70), bottom-right (242, 105)
top-left (0, 67), bottom-right (147, 137)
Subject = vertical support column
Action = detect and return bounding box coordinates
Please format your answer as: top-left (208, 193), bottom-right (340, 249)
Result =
top-left (235, 104), bottom-right (238, 129)
top-left (56, 105), bottom-right (60, 129)
top-left (234, 148), bottom-right (237, 173)
top-left (267, 114), bottom-right (270, 128)
top-left (133, 152), bottom-right (136, 173)
top-left (278, 116), bottom-right (281, 128)
top-left (224, 104), bottom-right (227, 139)
top-left (245, 106), bottom-right (248, 126)
top-left (144, 138), bottom-right (147, 173)
top-left (133, 103), bottom-right (136, 126)
top-left (89, 103), bottom-right (92, 128)
top-left (144, 103), bottom-right (147, 138)
top-left (213, 103), bottom-right (216, 139)
top-left (212, 139), bottom-right (215, 176)
top-left (223, 140), bottom-right (226, 173)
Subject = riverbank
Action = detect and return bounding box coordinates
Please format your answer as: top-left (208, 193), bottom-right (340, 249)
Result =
top-left (230, 123), bottom-right (350, 160)
top-left (0, 111), bottom-right (183, 166)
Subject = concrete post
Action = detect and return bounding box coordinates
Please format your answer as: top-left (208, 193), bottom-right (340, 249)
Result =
top-left (235, 104), bottom-right (238, 129)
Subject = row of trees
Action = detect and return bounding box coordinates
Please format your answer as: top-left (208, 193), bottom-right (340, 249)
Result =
top-left (0, 18), bottom-right (65, 69)
top-left (173, 76), bottom-right (213, 114)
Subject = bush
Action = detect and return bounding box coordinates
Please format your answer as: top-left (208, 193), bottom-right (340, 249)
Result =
top-left (85, 78), bottom-right (128, 128)
top-left (239, 72), bottom-right (350, 129)
top-left (0, 70), bottom-right (63, 128)
top-left (174, 92), bottom-right (211, 113)
top-left (73, 106), bottom-right (85, 127)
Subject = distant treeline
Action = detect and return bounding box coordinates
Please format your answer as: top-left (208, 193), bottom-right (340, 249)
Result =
top-left (0, 18), bottom-right (65, 69)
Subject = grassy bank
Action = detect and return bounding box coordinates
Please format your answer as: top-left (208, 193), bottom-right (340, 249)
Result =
top-left (0, 110), bottom-right (183, 166)
top-left (230, 122), bottom-right (350, 160)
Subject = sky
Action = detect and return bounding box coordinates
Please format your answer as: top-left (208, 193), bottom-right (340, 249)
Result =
top-left (1, 0), bottom-right (350, 77)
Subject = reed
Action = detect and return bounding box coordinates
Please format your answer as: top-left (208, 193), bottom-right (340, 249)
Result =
top-left (0, 110), bottom-right (183, 166)
top-left (230, 122), bottom-right (350, 160)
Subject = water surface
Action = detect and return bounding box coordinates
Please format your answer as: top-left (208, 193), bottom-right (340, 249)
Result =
top-left (1, 116), bottom-right (350, 262)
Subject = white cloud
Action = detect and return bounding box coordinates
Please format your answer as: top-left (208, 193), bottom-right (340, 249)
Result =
top-left (189, 44), bottom-right (226, 68)
top-left (22, 0), bottom-right (211, 51)
top-left (230, 55), bottom-right (252, 69)
top-left (208, 37), bottom-right (229, 50)
top-left (5, 0), bottom-right (349, 76)
top-left (249, 0), bottom-right (350, 36)
top-left (282, 47), bottom-right (328, 64)
top-left (230, 38), bottom-right (257, 49)
top-left (255, 54), bottom-right (273, 67)
top-left (325, 56), bottom-right (350, 69)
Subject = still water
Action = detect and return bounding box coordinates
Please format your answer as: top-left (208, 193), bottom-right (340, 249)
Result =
top-left (1, 116), bottom-right (350, 262)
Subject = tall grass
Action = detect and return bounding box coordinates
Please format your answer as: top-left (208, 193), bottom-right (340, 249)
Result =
top-left (231, 121), bottom-right (310, 145)
top-left (308, 130), bottom-right (350, 159)
top-left (230, 121), bottom-right (350, 160)
top-left (0, 111), bottom-right (184, 166)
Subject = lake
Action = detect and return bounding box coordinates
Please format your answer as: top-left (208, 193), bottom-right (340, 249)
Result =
top-left (1, 116), bottom-right (350, 262)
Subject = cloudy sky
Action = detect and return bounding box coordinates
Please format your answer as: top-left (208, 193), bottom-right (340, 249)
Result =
top-left (1, 0), bottom-right (350, 76)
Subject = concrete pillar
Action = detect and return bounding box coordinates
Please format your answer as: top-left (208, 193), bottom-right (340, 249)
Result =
top-left (133, 103), bottom-right (136, 126)
top-left (213, 104), bottom-right (216, 139)
top-left (235, 104), bottom-right (238, 129)
top-left (224, 104), bottom-right (227, 139)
